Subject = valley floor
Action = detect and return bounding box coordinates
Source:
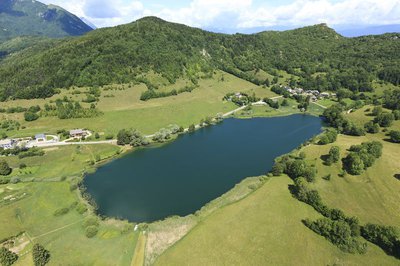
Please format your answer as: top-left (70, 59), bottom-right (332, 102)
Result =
top-left (0, 72), bottom-right (399, 265)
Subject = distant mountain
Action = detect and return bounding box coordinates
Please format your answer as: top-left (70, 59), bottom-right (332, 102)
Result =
top-left (336, 25), bottom-right (400, 37)
top-left (0, 17), bottom-right (398, 100)
top-left (80, 17), bottom-right (97, 30)
top-left (207, 24), bottom-right (400, 37)
top-left (0, 0), bottom-right (92, 41)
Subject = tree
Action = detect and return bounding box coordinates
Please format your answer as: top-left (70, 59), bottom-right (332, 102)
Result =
top-left (364, 121), bottom-right (380, 134)
top-left (343, 153), bottom-right (364, 175)
top-left (32, 244), bottom-right (50, 266)
top-left (0, 247), bottom-right (18, 266)
top-left (188, 124), bottom-right (195, 133)
top-left (326, 146), bottom-right (340, 165)
top-left (0, 160), bottom-right (12, 176)
top-left (24, 111), bottom-right (39, 122)
top-left (389, 131), bottom-right (400, 143)
top-left (371, 106), bottom-right (383, 116)
top-left (117, 129), bottom-right (130, 145)
top-left (374, 112), bottom-right (395, 127)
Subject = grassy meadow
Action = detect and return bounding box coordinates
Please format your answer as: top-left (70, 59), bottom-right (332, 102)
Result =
top-left (1, 69), bottom-right (400, 265)
top-left (1, 71), bottom-right (276, 137)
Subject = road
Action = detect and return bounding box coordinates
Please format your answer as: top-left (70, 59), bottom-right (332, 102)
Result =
top-left (312, 101), bottom-right (328, 109)
top-left (222, 96), bottom-right (282, 117)
top-left (24, 95), bottom-right (284, 148)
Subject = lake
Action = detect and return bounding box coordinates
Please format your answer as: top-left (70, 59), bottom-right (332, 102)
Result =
top-left (84, 115), bottom-right (323, 222)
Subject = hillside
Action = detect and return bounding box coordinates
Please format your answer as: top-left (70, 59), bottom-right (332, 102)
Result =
top-left (0, 0), bottom-right (92, 41)
top-left (0, 17), bottom-right (399, 100)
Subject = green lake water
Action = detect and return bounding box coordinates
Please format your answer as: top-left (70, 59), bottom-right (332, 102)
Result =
top-left (84, 115), bottom-right (322, 222)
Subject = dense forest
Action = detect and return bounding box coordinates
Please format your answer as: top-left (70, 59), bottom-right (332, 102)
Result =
top-left (0, 16), bottom-right (399, 100)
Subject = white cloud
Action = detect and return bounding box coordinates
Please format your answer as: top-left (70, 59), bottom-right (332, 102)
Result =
top-left (40, 0), bottom-right (400, 29)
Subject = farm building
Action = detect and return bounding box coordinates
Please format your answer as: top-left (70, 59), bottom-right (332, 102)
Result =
top-left (0, 139), bottom-right (15, 150)
top-left (35, 134), bottom-right (46, 142)
top-left (70, 129), bottom-right (87, 138)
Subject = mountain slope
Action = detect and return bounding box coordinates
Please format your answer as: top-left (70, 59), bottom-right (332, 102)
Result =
top-left (0, 17), bottom-right (399, 100)
top-left (0, 0), bottom-right (92, 41)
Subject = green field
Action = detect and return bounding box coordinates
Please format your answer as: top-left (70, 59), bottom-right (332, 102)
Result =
top-left (1, 71), bottom-right (276, 137)
top-left (1, 71), bottom-right (400, 265)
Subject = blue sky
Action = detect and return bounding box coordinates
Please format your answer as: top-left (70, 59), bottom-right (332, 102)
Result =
top-left (40, 0), bottom-right (400, 31)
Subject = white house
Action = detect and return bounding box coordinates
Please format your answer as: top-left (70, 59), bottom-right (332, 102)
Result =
top-left (35, 134), bottom-right (46, 142)
top-left (0, 139), bottom-right (15, 150)
top-left (70, 129), bottom-right (88, 138)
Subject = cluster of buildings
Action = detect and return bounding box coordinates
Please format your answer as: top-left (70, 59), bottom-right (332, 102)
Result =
top-left (283, 86), bottom-right (335, 102)
top-left (0, 129), bottom-right (89, 150)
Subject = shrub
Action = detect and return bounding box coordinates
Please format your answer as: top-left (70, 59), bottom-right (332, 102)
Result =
top-left (188, 124), bottom-right (196, 133)
top-left (85, 226), bottom-right (99, 238)
top-left (325, 146), bottom-right (340, 165)
top-left (53, 208), bottom-right (69, 216)
top-left (76, 203), bottom-right (88, 214)
top-left (303, 218), bottom-right (367, 254)
top-left (374, 112), bottom-right (395, 127)
top-left (0, 160), bottom-right (12, 176)
top-left (364, 121), bottom-right (380, 134)
top-left (24, 111), bottom-right (39, 122)
top-left (361, 224), bottom-right (400, 258)
top-left (389, 131), bottom-right (400, 143)
top-left (0, 247), bottom-right (18, 266)
top-left (32, 244), bottom-right (50, 266)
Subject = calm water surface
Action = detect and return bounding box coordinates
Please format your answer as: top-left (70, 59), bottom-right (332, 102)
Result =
top-left (84, 115), bottom-right (322, 222)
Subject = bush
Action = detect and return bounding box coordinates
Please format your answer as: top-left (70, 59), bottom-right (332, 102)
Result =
top-left (19, 163), bottom-right (27, 169)
top-left (76, 203), bottom-right (88, 214)
top-left (85, 226), bottom-right (99, 238)
top-left (318, 129), bottom-right (338, 145)
top-left (303, 218), bottom-right (367, 254)
top-left (389, 131), bottom-right (400, 143)
top-left (361, 224), bottom-right (400, 258)
top-left (188, 124), bottom-right (196, 133)
top-left (0, 160), bottom-right (12, 176)
top-left (364, 121), bottom-right (380, 134)
top-left (325, 146), bottom-right (340, 165)
top-left (343, 141), bottom-right (382, 175)
top-left (32, 244), bottom-right (50, 266)
top-left (374, 112), bottom-right (395, 127)
top-left (53, 208), bottom-right (69, 216)
top-left (24, 111), bottom-right (39, 122)
top-left (0, 247), bottom-right (18, 266)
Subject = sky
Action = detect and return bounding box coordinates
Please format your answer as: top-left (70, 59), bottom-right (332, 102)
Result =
top-left (40, 0), bottom-right (400, 31)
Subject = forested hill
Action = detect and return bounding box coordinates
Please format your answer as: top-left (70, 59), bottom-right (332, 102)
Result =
top-left (0, 16), bottom-right (399, 100)
top-left (0, 0), bottom-right (93, 41)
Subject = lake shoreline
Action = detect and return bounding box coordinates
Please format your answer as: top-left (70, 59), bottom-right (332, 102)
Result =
top-left (82, 114), bottom-right (323, 223)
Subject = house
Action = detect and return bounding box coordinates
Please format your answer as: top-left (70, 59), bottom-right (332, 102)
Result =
top-left (320, 92), bottom-right (330, 98)
top-left (0, 139), bottom-right (15, 150)
top-left (35, 134), bottom-right (46, 142)
top-left (70, 129), bottom-right (87, 138)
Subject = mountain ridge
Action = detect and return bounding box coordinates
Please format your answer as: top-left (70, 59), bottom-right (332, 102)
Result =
top-left (0, 0), bottom-right (92, 41)
top-left (0, 16), bottom-right (398, 100)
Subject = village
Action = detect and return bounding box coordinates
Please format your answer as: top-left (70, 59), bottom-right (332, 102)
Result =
top-left (0, 129), bottom-right (93, 151)
top-left (281, 85), bottom-right (336, 101)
